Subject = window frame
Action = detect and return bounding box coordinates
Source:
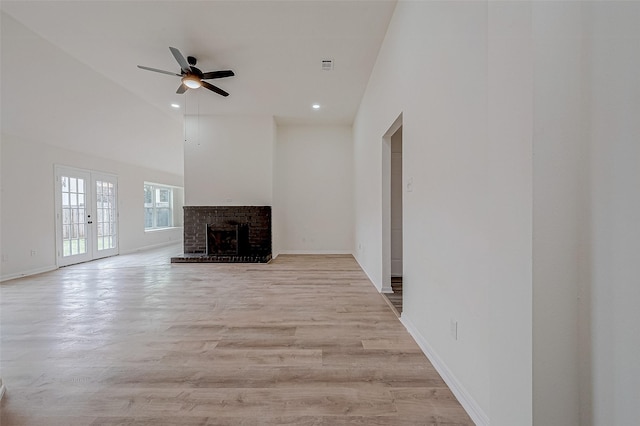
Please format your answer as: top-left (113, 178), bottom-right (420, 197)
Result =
top-left (144, 183), bottom-right (175, 230)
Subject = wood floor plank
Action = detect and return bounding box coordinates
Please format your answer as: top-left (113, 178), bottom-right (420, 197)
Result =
top-left (0, 245), bottom-right (472, 425)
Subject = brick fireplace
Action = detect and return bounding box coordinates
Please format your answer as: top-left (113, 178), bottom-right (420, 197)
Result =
top-left (171, 206), bottom-right (272, 263)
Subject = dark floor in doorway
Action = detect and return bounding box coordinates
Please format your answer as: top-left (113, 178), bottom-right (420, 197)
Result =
top-left (384, 276), bottom-right (403, 315)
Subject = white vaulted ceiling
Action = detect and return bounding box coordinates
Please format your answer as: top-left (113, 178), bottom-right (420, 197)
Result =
top-left (1, 1), bottom-right (396, 175)
top-left (1, 1), bottom-right (396, 124)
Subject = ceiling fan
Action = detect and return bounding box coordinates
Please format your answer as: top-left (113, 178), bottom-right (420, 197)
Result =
top-left (138, 47), bottom-right (234, 97)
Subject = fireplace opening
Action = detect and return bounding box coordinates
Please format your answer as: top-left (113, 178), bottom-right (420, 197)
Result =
top-left (207, 225), bottom-right (237, 255)
top-left (206, 223), bottom-right (250, 256)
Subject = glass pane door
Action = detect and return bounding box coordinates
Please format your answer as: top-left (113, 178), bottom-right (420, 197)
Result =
top-left (55, 166), bottom-right (119, 266)
top-left (56, 167), bottom-right (92, 266)
top-left (93, 174), bottom-right (118, 259)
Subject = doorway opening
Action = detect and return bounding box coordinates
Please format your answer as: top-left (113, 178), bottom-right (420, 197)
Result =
top-left (382, 114), bottom-right (403, 315)
top-left (54, 166), bottom-right (119, 267)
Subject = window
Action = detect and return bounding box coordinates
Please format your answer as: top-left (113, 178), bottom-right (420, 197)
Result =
top-left (144, 183), bottom-right (174, 229)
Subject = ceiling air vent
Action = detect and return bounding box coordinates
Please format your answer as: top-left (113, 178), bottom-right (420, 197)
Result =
top-left (321, 59), bottom-right (334, 71)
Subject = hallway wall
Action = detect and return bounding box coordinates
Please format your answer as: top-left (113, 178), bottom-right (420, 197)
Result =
top-left (354, 2), bottom-right (531, 423)
top-left (586, 3), bottom-right (640, 423)
top-left (354, 1), bottom-right (640, 425)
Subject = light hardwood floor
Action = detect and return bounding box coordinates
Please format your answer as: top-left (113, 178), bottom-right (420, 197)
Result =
top-left (0, 245), bottom-right (472, 425)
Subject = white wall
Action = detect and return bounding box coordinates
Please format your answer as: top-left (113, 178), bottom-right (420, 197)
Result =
top-left (486, 3), bottom-right (535, 425)
top-left (273, 125), bottom-right (353, 255)
top-left (533, 3), bottom-right (640, 424)
top-left (183, 115), bottom-right (274, 206)
top-left (1, 10), bottom-right (185, 281)
top-left (354, 1), bottom-right (531, 424)
top-left (587, 3), bottom-right (640, 424)
top-left (1, 12), bottom-right (184, 177)
top-left (356, 2), bottom-right (640, 425)
top-left (1, 134), bottom-right (183, 281)
top-left (184, 119), bottom-right (354, 257)
top-left (531, 2), bottom-right (586, 425)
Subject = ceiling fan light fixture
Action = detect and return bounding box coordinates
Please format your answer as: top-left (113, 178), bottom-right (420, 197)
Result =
top-left (182, 75), bottom-right (201, 89)
top-left (139, 47), bottom-right (233, 97)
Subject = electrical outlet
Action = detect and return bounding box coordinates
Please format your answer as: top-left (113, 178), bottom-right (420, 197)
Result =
top-left (30, 250), bottom-right (37, 257)
top-left (450, 319), bottom-right (458, 341)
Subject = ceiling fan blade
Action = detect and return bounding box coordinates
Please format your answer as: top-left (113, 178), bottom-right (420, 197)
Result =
top-left (169, 47), bottom-right (191, 74)
top-left (137, 65), bottom-right (180, 76)
top-left (202, 81), bottom-right (229, 97)
top-left (176, 83), bottom-right (188, 94)
top-left (202, 70), bottom-right (235, 80)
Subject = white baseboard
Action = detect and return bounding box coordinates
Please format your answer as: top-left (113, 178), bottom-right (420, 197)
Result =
top-left (276, 250), bottom-right (353, 255)
top-left (384, 273), bottom-right (399, 292)
top-left (119, 240), bottom-right (181, 255)
top-left (401, 314), bottom-right (489, 426)
top-left (0, 242), bottom-right (183, 282)
top-left (353, 255), bottom-right (382, 293)
top-left (1, 265), bottom-right (58, 282)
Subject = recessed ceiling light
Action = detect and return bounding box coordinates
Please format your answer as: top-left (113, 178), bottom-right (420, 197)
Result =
top-left (171, 103), bottom-right (180, 109)
top-left (312, 104), bottom-right (321, 109)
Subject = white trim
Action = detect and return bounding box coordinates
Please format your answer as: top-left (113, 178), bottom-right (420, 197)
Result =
top-left (386, 272), bottom-right (401, 291)
top-left (1, 241), bottom-right (181, 281)
top-left (54, 166), bottom-right (94, 267)
top-left (401, 313), bottom-right (489, 426)
top-left (143, 180), bottom-right (183, 190)
top-left (354, 254), bottom-right (382, 292)
top-left (381, 113), bottom-right (403, 301)
top-left (92, 172), bottom-right (120, 259)
top-left (54, 165), bottom-right (120, 266)
top-left (383, 113), bottom-right (404, 139)
top-left (354, 253), bottom-right (391, 292)
top-left (119, 240), bottom-right (181, 255)
top-left (1, 265), bottom-right (58, 282)
top-left (0, 380), bottom-right (6, 401)
top-left (144, 226), bottom-right (183, 233)
top-left (144, 182), bottom-right (177, 230)
top-left (381, 285), bottom-right (394, 293)
top-left (276, 250), bottom-right (353, 255)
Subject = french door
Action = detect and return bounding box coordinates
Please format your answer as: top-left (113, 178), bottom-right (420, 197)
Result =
top-left (55, 166), bottom-right (118, 267)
